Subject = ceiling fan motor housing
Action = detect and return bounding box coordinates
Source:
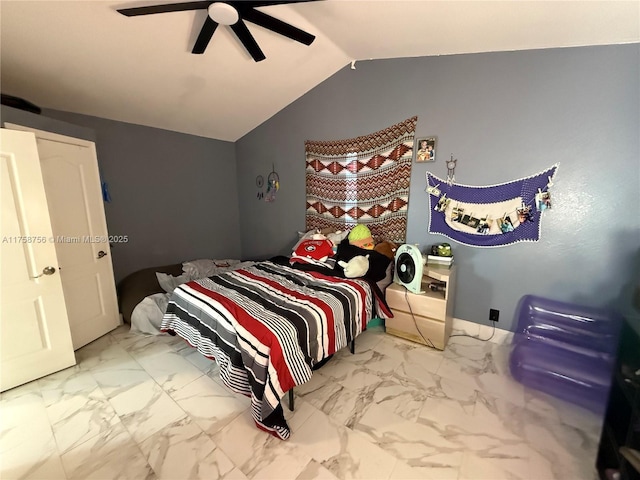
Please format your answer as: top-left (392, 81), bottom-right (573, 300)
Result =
top-left (208, 3), bottom-right (239, 25)
top-left (117, 0), bottom-right (318, 62)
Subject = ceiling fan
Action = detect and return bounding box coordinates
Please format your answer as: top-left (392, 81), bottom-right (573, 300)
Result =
top-left (117, 1), bottom-right (318, 62)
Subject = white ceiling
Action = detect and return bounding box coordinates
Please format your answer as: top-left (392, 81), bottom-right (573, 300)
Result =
top-left (1, 0), bottom-right (638, 142)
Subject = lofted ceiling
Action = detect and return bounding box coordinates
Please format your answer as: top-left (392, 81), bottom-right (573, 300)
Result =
top-left (1, 0), bottom-right (638, 142)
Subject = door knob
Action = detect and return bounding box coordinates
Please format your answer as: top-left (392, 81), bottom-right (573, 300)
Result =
top-left (31, 266), bottom-right (56, 279)
top-left (97, 250), bottom-right (107, 259)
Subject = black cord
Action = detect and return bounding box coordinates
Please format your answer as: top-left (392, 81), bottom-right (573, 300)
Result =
top-left (404, 289), bottom-right (437, 349)
top-left (449, 321), bottom-right (497, 342)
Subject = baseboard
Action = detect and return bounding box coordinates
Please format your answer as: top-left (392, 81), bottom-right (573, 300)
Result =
top-left (451, 317), bottom-right (513, 344)
top-left (375, 315), bottom-right (513, 344)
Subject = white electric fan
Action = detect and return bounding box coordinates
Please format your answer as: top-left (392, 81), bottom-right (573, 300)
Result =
top-left (393, 244), bottom-right (424, 294)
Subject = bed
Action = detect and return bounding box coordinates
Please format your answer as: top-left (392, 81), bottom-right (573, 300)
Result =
top-left (160, 259), bottom-right (392, 440)
top-left (117, 263), bottom-right (183, 325)
top-left (116, 259), bottom-right (250, 335)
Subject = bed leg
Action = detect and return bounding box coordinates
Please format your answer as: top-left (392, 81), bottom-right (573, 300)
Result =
top-left (350, 339), bottom-right (355, 355)
top-left (289, 388), bottom-right (295, 411)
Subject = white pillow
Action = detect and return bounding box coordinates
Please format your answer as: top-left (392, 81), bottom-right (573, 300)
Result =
top-left (182, 258), bottom-right (240, 279)
top-left (326, 230), bottom-right (348, 246)
top-left (156, 272), bottom-right (191, 293)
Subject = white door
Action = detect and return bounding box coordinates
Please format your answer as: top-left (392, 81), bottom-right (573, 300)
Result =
top-left (5, 124), bottom-right (120, 350)
top-left (0, 129), bottom-right (76, 392)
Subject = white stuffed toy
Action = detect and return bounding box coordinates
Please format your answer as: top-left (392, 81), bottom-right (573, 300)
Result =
top-left (338, 254), bottom-right (370, 278)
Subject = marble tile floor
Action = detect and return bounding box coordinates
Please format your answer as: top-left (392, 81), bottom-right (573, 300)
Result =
top-left (1, 324), bottom-right (603, 480)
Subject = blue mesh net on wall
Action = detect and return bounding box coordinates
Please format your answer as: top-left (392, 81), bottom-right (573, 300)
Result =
top-left (426, 164), bottom-right (558, 248)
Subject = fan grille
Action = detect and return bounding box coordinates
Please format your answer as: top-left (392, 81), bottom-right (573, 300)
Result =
top-left (396, 252), bottom-right (416, 284)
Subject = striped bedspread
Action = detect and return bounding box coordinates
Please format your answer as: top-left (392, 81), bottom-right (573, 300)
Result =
top-left (161, 261), bottom-right (391, 440)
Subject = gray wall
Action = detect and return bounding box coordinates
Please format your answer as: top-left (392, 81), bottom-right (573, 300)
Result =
top-left (24, 110), bottom-right (241, 282)
top-left (236, 44), bottom-right (640, 330)
top-left (2, 105), bottom-right (96, 142)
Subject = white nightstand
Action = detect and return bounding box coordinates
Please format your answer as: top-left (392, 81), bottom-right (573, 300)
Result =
top-left (385, 265), bottom-right (457, 350)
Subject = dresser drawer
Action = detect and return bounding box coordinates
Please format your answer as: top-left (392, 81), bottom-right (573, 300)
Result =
top-left (385, 282), bottom-right (447, 320)
top-left (386, 310), bottom-right (448, 350)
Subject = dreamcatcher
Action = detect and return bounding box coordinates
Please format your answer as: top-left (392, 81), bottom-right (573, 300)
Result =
top-left (256, 175), bottom-right (264, 200)
top-left (265, 165), bottom-right (280, 203)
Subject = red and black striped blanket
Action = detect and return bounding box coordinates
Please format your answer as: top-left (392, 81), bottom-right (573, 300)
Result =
top-left (161, 261), bottom-right (391, 439)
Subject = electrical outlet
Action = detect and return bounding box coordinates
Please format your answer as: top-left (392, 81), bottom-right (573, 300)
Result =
top-left (489, 308), bottom-right (500, 322)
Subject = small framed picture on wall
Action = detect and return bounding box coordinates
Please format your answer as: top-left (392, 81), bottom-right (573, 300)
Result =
top-left (415, 137), bottom-right (437, 163)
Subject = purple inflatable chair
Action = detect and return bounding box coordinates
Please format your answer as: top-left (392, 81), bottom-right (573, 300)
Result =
top-left (509, 295), bottom-right (623, 414)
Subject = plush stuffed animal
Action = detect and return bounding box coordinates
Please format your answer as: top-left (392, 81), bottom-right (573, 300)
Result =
top-left (374, 240), bottom-right (398, 260)
top-left (348, 224), bottom-right (374, 250)
top-left (292, 238), bottom-right (334, 263)
top-left (338, 254), bottom-right (370, 278)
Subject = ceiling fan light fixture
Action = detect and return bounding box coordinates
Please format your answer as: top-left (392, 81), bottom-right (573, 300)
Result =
top-left (118, 0), bottom-right (318, 61)
top-left (208, 2), bottom-right (239, 26)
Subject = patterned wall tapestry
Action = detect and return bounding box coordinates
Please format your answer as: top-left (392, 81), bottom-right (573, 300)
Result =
top-left (426, 164), bottom-right (558, 247)
top-left (305, 116), bottom-right (416, 243)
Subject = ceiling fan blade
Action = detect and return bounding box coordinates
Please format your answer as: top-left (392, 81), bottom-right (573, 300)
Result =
top-left (117, 1), bottom-right (211, 17)
top-left (242, 8), bottom-right (315, 45)
top-left (243, 0), bottom-right (320, 6)
top-left (192, 16), bottom-right (219, 54)
top-left (230, 21), bottom-right (266, 62)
